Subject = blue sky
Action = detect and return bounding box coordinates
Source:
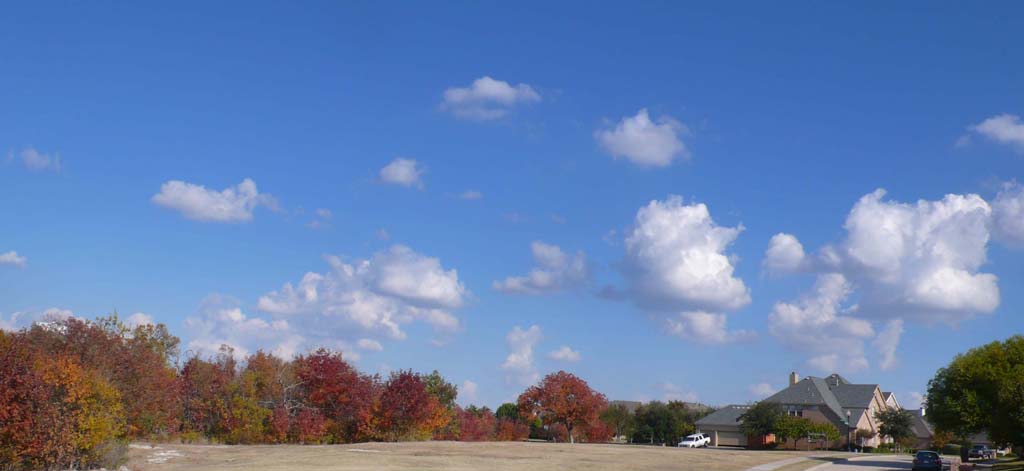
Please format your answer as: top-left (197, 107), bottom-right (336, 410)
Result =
top-left (2, 2), bottom-right (1023, 410)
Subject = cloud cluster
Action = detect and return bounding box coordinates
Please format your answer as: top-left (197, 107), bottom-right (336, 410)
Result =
top-left (7, 146), bottom-right (61, 172)
top-left (607, 196), bottom-right (753, 344)
top-left (595, 109), bottom-right (689, 167)
top-left (152, 178), bottom-right (278, 223)
top-left (493, 241), bottom-right (588, 295)
top-left (0, 251), bottom-right (27, 268)
top-left (185, 294), bottom-right (306, 359)
top-left (0, 307), bottom-right (77, 332)
top-left (969, 113), bottom-right (1024, 152)
top-left (765, 188), bottom-right (1014, 373)
top-left (379, 158), bottom-right (425, 188)
top-left (993, 181), bottom-right (1024, 247)
top-left (547, 345), bottom-right (581, 363)
top-left (257, 245), bottom-right (466, 343)
top-left (441, 76), bottom-right (541, 121)
top-left (501, 325), bottom-right (542, 385)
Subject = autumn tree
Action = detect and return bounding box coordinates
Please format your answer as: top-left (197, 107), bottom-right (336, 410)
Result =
top-left (375, 370), bottom-right (444, 441)
top-left (458, 405), bottom-right (497, 441)
top-left (293, 349), bottom-right (378, 442)
top-left (517, 371), bottom-right (607, 444)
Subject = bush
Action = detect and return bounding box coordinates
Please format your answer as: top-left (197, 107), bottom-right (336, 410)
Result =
top-left (941, 444), bottom-right (962, 456)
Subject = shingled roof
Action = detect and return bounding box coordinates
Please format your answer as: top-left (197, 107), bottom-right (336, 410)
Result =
top-left (695, 405), bottom-right (750, 427)
top-left (763, 376), bottom-right (846, 420)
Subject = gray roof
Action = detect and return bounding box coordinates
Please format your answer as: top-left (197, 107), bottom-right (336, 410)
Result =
top-left (831, 384), bottom-right (878, 409)
top-left (910, 409), bottom-right (934, 439)
top-left (695, 405), bottom-right (750, 427)
top-left (764, 377), bottom-right (845, 420)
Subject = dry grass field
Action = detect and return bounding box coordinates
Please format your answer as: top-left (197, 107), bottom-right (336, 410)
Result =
top-left (125, 441), bottom-right (848, 471)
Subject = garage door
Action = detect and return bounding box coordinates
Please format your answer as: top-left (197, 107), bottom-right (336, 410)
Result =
top-left (714, 431), bottom-right (747, 447)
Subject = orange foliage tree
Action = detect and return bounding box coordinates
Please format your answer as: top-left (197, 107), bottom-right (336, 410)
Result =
top-left (517, 371), bottom-right (608, 443)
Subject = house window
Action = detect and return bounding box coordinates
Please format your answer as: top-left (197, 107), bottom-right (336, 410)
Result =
top-left (788, 410), bottom-right (803, 417)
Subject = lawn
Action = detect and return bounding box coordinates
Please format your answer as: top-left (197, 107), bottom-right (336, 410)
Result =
top-left (993, 457), bottom-right (1024, 471)
top-left (125, 442), bottom-right (849, 471)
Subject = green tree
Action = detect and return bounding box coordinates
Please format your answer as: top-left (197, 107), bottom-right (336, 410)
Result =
top-left (423, 370), bottom-right (458, 410)
top-left (739, 402), bottom-right (783, 438)
top-left (926, 335), bottom-right (1024, 454)
top-left (495, 403), bottom-right (519, 422)
top-left (600, 403), bottom-right (636, 442)
top-left (775, 414), bottom-right (810, 445)
top-left (875, 408), bottom-right (914, 451)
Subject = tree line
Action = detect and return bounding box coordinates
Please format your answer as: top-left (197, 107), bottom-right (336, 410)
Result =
top-left (0, 315), bottom-right (617, 470)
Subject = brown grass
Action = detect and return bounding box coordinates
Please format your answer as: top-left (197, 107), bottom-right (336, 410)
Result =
top-left (126, 441), bottom-right (846, 471)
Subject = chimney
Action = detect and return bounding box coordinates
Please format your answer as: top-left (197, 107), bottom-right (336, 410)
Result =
top-left (789, 371), bottom-right (799, 386)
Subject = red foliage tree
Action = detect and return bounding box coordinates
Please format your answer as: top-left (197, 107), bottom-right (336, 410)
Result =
top-left (494, 418), bottom-right (530, 441)
top-left (516, 371), bottom-right (608, 443)
top-left (457, 406), bottom-right (496, 441)
top-left (374, 370), bottom-right (442, 441)
top-left (293, 349), bottom-right (377, 442)
top-left (293, 408), bottom-right (328, 443)
top-left (179, 348), bottom-right (236, 439)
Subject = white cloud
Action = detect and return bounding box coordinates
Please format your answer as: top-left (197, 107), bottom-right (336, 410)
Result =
top-left (257, 245), bottom-right (467, 346)
top-left (763, 233), bottom-right (806, 276)
top-left (461, 380), bottom-right (479, 404)
top-left (993, 181), bottom-right (1024, 247)
top-left (185, 294), bottom-right (306, 359)
top-left (459, 190), bottom-right (483, 200)
top-left (749, 383), bottom-right (776, 398)
top-left (0, 251), bottom-right (27, 268)
top-left (0, 307), bottom-right (77, 332)
top-left (357, 338), bottom-right (383, 352)
top-left (494, 241), bottom-right (588, 295)
top-left (623, 196), bottom-right (750, 312)
top-left (769, 273), bottom-right (873, 374)
top-left (874, 318), bottom-right (904, 371)
top-left (659, 382), bottom-right (699, 402)
top-left (665, 311), bottom-right (754, 344)
top-left (379, 158), bottom-right (424, 188)
top-left (152, 178), bottom-right (278, 223)
top-left (840, 189), bottom-right (997, 322)
top-left (440, 76), bottom-right (541, 121)
top-left (595, 109), bottom-right (689, 167)
top-left (125, 312), bottom-right (154, 328)
top-left (308, 208), bottom-right (333, 230)
top-left (904, 391), bottom-right (925, 410)
top-left (501, 325), bottom-right (542, 386)
top-left (548, 345), bottom-right (581, 363)
top-left (969, 113), bottom-right (1024, 151)
top-left (7, 147), bottom-right (61, 172)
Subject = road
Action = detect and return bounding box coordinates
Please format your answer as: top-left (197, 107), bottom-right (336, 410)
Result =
top-left (810, 455), bottom-right (913, 471)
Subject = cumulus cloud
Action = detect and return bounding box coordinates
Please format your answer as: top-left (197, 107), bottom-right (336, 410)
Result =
top-left (357, 338), bottom-right (383, 352)
top-left (874, 318), bottom-right (904, 371)
top-left (152, 178), bottom-right (278, 223)
top-left (0, 307), bottom-right (77, 332)
top-left (665, 311), bottom-right (754, 344)
top-left (548, 346), bottom-right (581, 363)
top-left (125, 312), bottom-right (154, 328)
top-left (379, 158), bottom-right (424, 188)
top-left (461, 380), bottom-right (479, 404)
top-left (257, 245), bottom-right (467, 346)
top-left (659, 382), bottom-right (698, 402)
top-left (969, 113), bottom-right (1024, 151)
top-left (0, 251), bottom-right (27, 268)
top-left (749, 383), bottom-right (776, 398)
top-left (501, 325), bottom-right (542, 385)
top-left (763, 233), bottom-right (806, 276)
top-left (595, 109), bottom-right (689, 167)
top-left (769, 273), bottom-right (872, 373)
top-left (7, 146), bottom-right (61, 172)
top-left (623, 196), bottom-right (750, 312)
top-left (992, 181), bottom-right (1024, 247)
top-left (440, 76), bottom-right (541, 120)
top-left (185, 294), bottom-right (306, 359)
top-left (493, 241), bottom-right (588, 295)
top-left (904, 391), bottom-right (925, 410)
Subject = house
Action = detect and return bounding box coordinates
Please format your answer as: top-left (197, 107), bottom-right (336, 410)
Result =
top-left (696, 372), bottom-right (894, 448)
top-left (909, 408), bottom-right (934, 449)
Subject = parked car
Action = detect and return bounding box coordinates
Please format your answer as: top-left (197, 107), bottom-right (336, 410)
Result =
top-left (912, 451), bottom-right (944, 471)
top-left (678, 433), bottom-right (711, 448)
top-left (969, 445), bottom-right (996, 460)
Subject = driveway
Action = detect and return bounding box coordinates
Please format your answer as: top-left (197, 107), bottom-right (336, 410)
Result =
top-left (810, 455), bottom-right (913, 471)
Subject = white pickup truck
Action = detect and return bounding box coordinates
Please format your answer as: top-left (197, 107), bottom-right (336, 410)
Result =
top-left (678, 433), bottom-right (711, 448)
